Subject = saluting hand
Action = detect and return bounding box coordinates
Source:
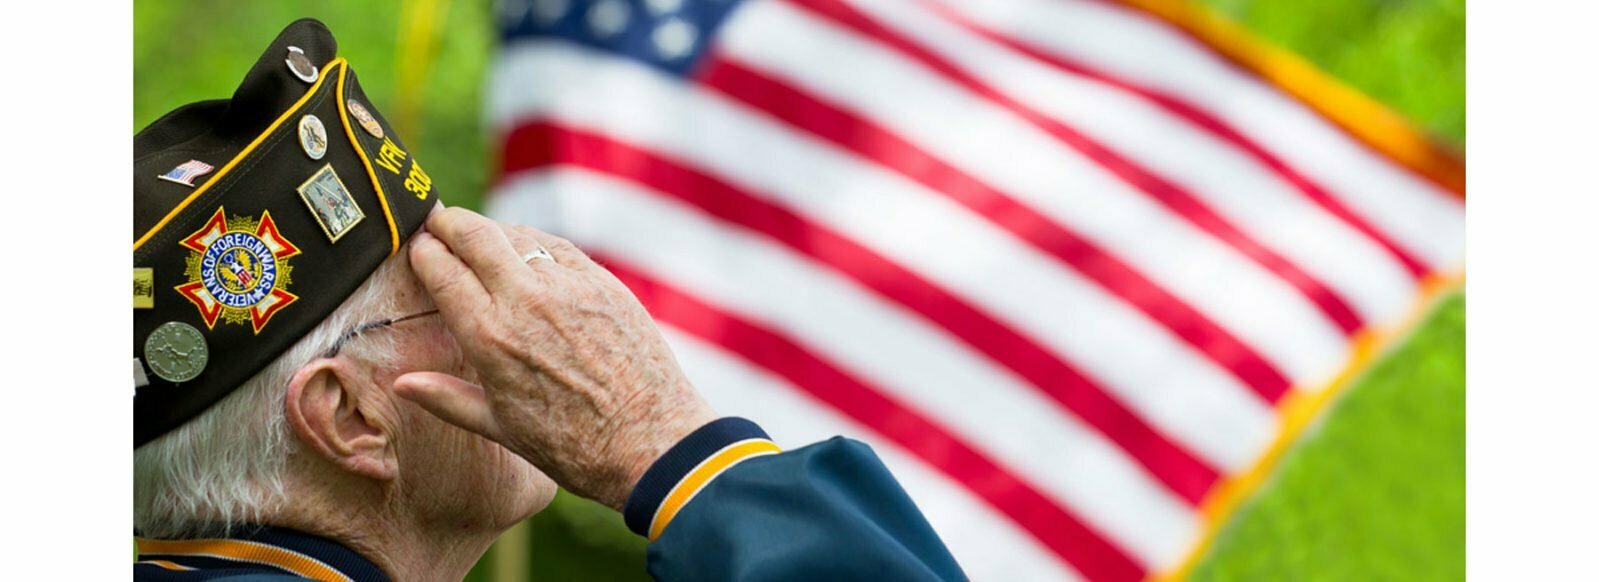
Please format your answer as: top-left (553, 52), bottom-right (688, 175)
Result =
top-left (393, 207), bottom-right (718, 510)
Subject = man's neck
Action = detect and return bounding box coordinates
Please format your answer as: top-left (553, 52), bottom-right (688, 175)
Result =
top-left (332, 516), bottom-right (497, 581)
top-left (271, 475), bottom-right (502, 580)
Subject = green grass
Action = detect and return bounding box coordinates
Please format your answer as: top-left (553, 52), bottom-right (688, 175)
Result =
top-left (1188, 0), bottom-right (1464, 579)
top-left (1189, 295), bottom-right (1465, 581)
top-left (1201, 0), bottom-right (1466, 141)
top-left (136, 0), bottom-right (1464, 579)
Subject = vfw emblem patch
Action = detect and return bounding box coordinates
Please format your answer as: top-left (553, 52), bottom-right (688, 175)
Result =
top-left (176, 207), bottom-right (300, 333)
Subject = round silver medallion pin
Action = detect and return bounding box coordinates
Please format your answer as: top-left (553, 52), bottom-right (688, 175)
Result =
top-left (285, 46), bottom-right (318, 83)
top-left (299, 114), bottom-right (328, 160)
top-left (144, 321), bottom-right (209, 383)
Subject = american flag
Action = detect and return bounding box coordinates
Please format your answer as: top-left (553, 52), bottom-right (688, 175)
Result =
top-left (486, 0), bottom-right (1465, 579)
top-left (157, 159), bottom-right (216, 187)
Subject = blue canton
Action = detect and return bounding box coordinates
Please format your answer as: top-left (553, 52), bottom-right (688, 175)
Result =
top-left (497, 0), bottom-right (748, 76)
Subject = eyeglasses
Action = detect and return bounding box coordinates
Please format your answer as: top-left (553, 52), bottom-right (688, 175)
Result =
top-left (320, 309), bottom-right (440, 359)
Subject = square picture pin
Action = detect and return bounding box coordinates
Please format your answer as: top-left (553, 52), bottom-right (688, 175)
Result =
top-left (297, 164), bottom-right (366, 243)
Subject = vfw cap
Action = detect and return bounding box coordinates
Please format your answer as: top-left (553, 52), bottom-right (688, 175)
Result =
top-left (134, 19), bottom-right (439, 447)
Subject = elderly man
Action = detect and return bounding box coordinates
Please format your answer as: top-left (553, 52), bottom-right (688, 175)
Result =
top-left (134, 20), bottom-right (963, 581)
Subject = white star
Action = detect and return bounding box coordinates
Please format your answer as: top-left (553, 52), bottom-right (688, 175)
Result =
top-left (645, 0), bottom-right (683, 14)
top-left (588, 0), bottom-right (631, 38)
top-left (532, 0), bottom-right (569, 24)
top-left (653, 17), bottom-right (698, 60)
top-left (497, 0), bottom-right (530, 23)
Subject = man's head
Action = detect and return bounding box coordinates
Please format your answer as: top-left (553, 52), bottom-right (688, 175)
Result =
top-left (134, 238), bottom-right (556, 539)
top-left (133, 19), bottom-right (554, 543)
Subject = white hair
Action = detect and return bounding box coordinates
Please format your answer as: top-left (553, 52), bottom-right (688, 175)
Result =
top-left (134, 254), bottom-right (411, 538)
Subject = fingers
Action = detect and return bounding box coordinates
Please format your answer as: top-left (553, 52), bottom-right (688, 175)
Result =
top-left (505, 223), bottom-right (596, 270)
top-left (498, 224), bottom-right (556, 265)
top-left (408, 232), bottom-right (489, 316)
top-left (393, 372), bottom-right (499, 438)
top-left (426, 207), bottom-right (531, 292)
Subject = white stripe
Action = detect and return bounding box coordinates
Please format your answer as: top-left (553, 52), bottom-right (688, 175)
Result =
top-left (934, 0), bottom-right (1465, 271)
top-left (492, 168), bottom-right (1200, 567)
top-left (839, 0), bottom-right (1419, 325)
top-left (718, 1), bottom-right (1350, 384)
top-left (663, 329), bottom-right (1083, 581)
top-left (488, 42), bottom-right (1279, 473)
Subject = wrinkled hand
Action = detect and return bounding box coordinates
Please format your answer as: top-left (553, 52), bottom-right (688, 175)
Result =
top-left (393, 207), bottom-right (717, 510)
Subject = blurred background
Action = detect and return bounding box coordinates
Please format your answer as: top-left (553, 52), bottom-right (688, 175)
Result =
top-left (136, 0), bottom-right (1463, 579)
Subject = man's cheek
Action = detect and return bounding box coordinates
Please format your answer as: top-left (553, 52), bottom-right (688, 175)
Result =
top-left (400, 400), bottom-right (474, 452)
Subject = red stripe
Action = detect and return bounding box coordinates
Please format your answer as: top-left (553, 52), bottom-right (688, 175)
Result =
top-left (502, 122), bottom-right (1220, 504)
top-left (694, 57), bottom-right (1293, 404)
top-left (603, 259), bottom-right (1147, 582)
top-left (781, 0), bottom-right (1364, 336)
top-left (912, 0), bottom-right (1431, 278)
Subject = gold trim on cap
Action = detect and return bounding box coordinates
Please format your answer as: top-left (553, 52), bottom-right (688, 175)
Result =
top-left (334, 61), bottom-right (402, 254)
top-left (134, 58), bottom-right (345, 253)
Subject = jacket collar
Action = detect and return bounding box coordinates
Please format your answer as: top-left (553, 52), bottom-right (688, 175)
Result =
top-left (135, 525), bottom-right (389, 581)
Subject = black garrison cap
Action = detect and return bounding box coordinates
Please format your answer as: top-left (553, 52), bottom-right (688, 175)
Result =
top-left (134, 19), bottom-right (439, 447)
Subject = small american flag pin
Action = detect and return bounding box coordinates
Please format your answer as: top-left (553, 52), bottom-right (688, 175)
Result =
top-left (157, 159), bottom-right (215, 187)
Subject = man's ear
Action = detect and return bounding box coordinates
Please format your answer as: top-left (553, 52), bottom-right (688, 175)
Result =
top-left (284, 358), bottom-right (399, 481)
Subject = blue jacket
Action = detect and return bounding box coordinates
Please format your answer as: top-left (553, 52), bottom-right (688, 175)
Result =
top-left (134, 418), bottom-right (965, 581)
